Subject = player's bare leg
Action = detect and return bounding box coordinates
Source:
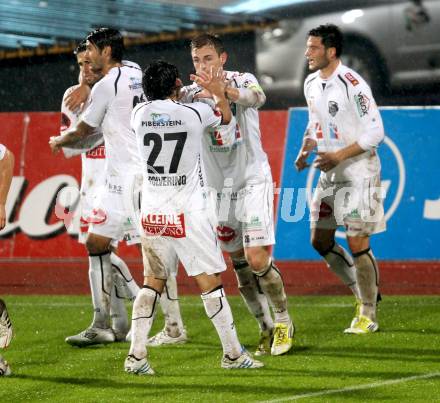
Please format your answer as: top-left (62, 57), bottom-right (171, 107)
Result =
top-left (230, 249), bottom-right (273, 355)
top-left (246, 246), bottom-right (294, 356)
top-left (344, 236), bottom-right (380, 334)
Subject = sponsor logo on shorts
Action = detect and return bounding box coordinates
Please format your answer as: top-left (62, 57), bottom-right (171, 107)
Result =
top-left (216, 225), bottom-right (236, 242)
top-left (85, 208), bottom-right (107, 225)
top-left (141, 213), bottom-right (186, 238)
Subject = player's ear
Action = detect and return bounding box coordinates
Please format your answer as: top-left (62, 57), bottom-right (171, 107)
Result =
top-left (220, 51), bottom-right (228, 66)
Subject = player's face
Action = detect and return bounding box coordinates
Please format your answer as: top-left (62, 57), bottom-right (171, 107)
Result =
top-left (76, 52), bottom-right (101, 86)
top-left (191, 45), bottom-right (226, 75)
top-left (305, 36), bottom-right (330, 72)
top-left (85, 40), bottom-right (104, 72)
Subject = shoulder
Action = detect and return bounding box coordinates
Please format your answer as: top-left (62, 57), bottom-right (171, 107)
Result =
top-left (227, 71), bottom-right (257, 86)
top-left (304, 71), bottom-right (319, 88)
top-left (173, 101), bottom-right (205, 122)
top-left (337, 65), bottom-right (369, 89)
top-left (131, 101), bottom-right (151, 121)
top-left (122, 60), bottom-right (141, 71)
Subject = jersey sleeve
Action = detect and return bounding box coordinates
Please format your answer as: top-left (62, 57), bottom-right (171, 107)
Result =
top-left (348, 77), bottom-right (385, 151)
top-left (197, 102), bottom-right (222, 130)
top-left (234, 72), bottom-right (266, 108)
top-left (0, 144), bottom-right (6, 160)
top-left (81, 78), bottom-right (114, 128)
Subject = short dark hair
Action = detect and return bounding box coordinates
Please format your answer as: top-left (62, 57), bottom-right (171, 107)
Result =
top-left (190, 33), bottom-right (225, 55)
top-left (308, 24), bottom-right (343, 57)
top-left (143, 61), bottom-right (180, 100)
top-left (86, 27), bottom-right (124, 62)
top-left (74, 40), bottom-right (86, 55)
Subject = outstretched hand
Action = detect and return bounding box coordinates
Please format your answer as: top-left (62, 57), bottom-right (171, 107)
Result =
top-left (314, 151), bottom-right (341, 172)
top-left (49, 136), bottom-right (61, 154)
top-left (190, 67), bottom-right (226, 98)
top-left (65, 85), bottom-right (90, 112)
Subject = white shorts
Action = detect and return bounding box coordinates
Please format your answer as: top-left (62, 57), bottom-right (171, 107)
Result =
top-left (215, 176), bottom-right (275, 253)
top-left (88, 174), bottom-right (141, 244)
top-left (140, 209), bottom-right (226, 278)
top-left (310, 173), bottom-right (386, 237)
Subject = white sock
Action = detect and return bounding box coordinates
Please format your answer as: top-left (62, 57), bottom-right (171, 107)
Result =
top-left (129, 286), bottom-right (160, 359)
top-left (201, 287), bottom-right (242, 359)
top-left (322, 243), bottom-right (360, 299)
top-left (160, 276), bottom-right (185, 337)
top-left (88, 252), bottom-right (112, 329)
top-left (233, 258), bottom-right (273, 332)
top-left (253, 261), bottom-right (290, 325)
top-left (110, 253), bottom-right (140, 300)
top-left (353, 248), bottom-right (379, 321)
top-left (110, 285), bottom-right (129, 338)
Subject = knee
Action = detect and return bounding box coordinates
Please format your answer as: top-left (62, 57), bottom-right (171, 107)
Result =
top-left (85, 235), bottom-right (109, 255)
top-left (311, 237), bottom-right (334, 256)
top-left (245, 247), bottom-right (270, 273)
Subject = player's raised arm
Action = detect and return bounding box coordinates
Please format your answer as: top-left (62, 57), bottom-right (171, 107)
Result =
top-left (191, 67), bottom-right (231, 125)
top-left (0, 145), bottom-right (14, 230)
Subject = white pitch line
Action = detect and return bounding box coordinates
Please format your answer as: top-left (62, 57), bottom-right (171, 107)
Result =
top-left (258, 372), bottom-right (440, 403)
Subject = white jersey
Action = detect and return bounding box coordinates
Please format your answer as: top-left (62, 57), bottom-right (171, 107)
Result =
top-left (181, 70), bottom-right (270, 191)
top-left (131, 99), bottom-right (226, 215)
top-left (61, 85), bottom-right (106, 211)
top-left (0, 144), bottom-right (6, 160)
top-left (82, 62), bottom-right (144, 176)
top-left (304, 62), bottom-right (384, 181)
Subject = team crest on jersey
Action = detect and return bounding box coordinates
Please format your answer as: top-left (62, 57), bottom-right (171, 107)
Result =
top-left (151, 113), bottom-right (170, 124)
top-left (355, 92), bottom-right (370, 117)
top-left (345, 72), bottom-right (359, 86)
top-left (328, 101), bottom-right (339, 117)
top-left (141, 213), bottom-right (186, 238)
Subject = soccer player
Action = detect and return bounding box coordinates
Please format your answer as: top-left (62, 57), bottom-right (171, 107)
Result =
top-left (49, 27), bottom-right (154, 345)
top-left (125, 60), bottom-right (263, 374)
top-left (176, 34), bottom-right (294, 356)
top-left (0, 143), bottom-right (15, 376)
top-left (60, 39), bottom-right (187, 347)
top-left (60, 41), bottom-right (141, 346)
top-left (295, 24), bottom-right (385, 333)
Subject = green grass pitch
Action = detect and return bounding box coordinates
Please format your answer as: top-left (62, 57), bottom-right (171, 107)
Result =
top-left (1, 295), bottom-right (439, 402)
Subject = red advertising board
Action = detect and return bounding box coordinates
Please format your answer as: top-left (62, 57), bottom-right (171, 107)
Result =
top-left (0, 111), bottom-right (288, 260)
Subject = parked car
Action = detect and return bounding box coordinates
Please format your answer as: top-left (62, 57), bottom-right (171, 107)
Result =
top-left (256, 0), bottom-right (440, 107)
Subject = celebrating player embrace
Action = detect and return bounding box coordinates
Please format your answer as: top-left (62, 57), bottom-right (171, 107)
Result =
top-left (125, 60), bottom-right (263, 375)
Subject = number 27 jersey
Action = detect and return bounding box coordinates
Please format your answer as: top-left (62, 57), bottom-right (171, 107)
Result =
top-left (131, 99), bottom-right (225, 214)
